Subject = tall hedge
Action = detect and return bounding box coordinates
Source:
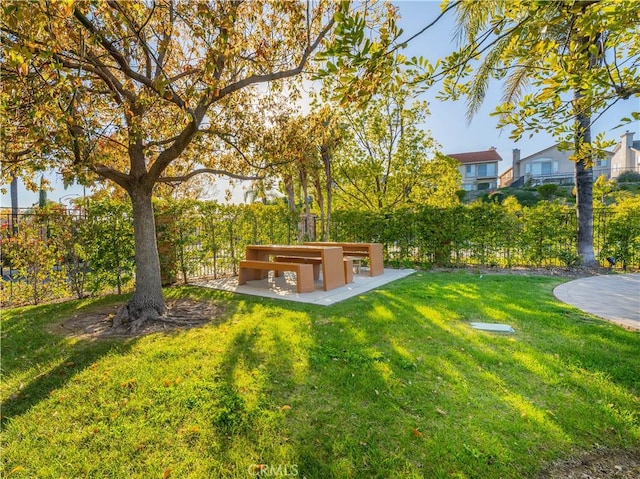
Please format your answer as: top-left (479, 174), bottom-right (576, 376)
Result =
top-left (330, 201), bottom-right (638, 269)
top-left (2, 197), bottom-right (638, 307)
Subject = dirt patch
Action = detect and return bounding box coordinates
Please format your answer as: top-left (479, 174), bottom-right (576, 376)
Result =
top-left (538, 448), bottom-right (640, 479)
top-left (54, 299), bottom-right (225, 340)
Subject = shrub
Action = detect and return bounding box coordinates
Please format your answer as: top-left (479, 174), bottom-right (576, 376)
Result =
top-left (599, 197), bottom-right (640, 270)
top-left (537, 183), bottom-right (561, 200)
top-left (83, 199), bottom-right (135, 295)
top-left (520, 202), bottom-right (576, 267)
top-left (415, 205), bottom-right (467, 266)
top-left (616, 171), bottom-right (640, 183)
top-left (2, 208), bottom-right (68, 305)
top-left (510, 188), bottom-right (539, 207)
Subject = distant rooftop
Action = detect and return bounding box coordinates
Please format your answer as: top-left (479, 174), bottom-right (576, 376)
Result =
top-left (448, 149), bottom-right (503, 164)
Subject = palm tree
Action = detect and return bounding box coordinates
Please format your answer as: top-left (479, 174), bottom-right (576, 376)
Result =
top-left (449, 0), bottom-right (615, 266)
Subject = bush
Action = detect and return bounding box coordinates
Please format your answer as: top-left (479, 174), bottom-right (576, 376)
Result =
top-left (4, 195), bottom-right (640, 307)
top-left (1, 206), bottom-right (68, 305)
top-left (83, 199), bottom-right (135, 295)
top-left (504, 188), bottom-right (540, 207)
top-left (520, 202), bottom-right (577, 267)
top-left (599, 197), bottom-right (640, 270)
top-left (537, 183), bottom-right (561, 200)
top-left (616, 171), bottom-right (640, 183)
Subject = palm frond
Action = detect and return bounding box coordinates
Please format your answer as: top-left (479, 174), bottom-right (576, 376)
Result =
top-left (501, 62), bottom-right (533, 105)
top-left (466, 34), bottom-right (511, 123)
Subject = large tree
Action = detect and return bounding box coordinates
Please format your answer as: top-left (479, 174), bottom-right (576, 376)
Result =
top-left (330, 86), bottom-right (451, 211)
top-left (317, 0), bottom-right (638, 263)
top-left (1, 1), bottom-right (392, 331)
top-left (439, 0), bottom-right (640, 266)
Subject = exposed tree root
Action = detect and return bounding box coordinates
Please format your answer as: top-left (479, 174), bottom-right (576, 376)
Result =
top-left (112, 299), bottom-right (166, 334)
top-left (55, 299), bottom-right (225, 339)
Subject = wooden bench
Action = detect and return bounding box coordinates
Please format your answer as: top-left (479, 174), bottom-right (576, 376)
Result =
top-left (238, 260), bottom-right (315, 293)
top-left (274, 256), bottom-right (322, 280)
top-left (274, 256), bottom-right (354, 284)
top-left (343, 257), bottom-right (354, 283)
top-left (304, 242), bottom-right (384, 276)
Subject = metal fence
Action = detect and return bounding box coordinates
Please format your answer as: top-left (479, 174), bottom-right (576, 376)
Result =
top-left (330, 204), bottom-right (640, 270)
top-left (1, 206), bottom-right (86, 280)
top-left (2, 199), bottom-right (638, 307)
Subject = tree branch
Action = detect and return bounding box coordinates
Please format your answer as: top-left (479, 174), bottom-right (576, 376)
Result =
top-left (144, 135), bottom-right (182, 149)
top-left (92, 164), bottom-right (130, 190)
top-left (157, 168), bottom-right (262, 183)
top-left (216, 16), bottom-right (335, 101)
top-left (390, 0), bottom-right (461, 54)
top-left (74, 7), bottom-right (187, 110)
top-left (106, 0), bottom-right (154, 78)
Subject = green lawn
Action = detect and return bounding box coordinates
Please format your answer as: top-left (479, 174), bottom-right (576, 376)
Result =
top-left (1, 272), bottom-right (638, 478)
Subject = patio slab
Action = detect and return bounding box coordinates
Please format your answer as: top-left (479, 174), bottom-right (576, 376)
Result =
top-left (193, 268), bottom-right (415, 306)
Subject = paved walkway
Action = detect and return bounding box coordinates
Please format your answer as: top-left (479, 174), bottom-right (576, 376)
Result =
top-left (553, 274), bottom-right (640, 331)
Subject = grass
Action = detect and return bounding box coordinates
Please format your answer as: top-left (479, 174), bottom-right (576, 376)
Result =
top-left (1, 272), bottom-right (639, 478)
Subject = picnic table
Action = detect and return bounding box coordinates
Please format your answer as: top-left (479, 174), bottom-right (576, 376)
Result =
top-left (304, 242), bottom-right (384, 277)
top-left (240, 244), bottom-right (346, 292)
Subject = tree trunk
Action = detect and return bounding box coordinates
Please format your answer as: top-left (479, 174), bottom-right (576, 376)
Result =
top-left (113, 187), bottom-right (166, 331)
top-left (321, 144), bottom-right (333, 240)
top-left (572, 30), bottom-right (604, 269)
top-left (284, 175), bottom-right (296, 213)
top-left (300, 167), bottom-right (309, 214)
top-left (314, 178), bottom-right (325, 240)
top-left (575, 158), bottom-right (596, 266)
top-left (10, 176), bottom-right (18, 234)
top-left (574, 91), bottom-right (597, 267)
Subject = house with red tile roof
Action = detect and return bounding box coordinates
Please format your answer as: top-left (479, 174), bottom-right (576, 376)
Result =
top-left (447, 148), bottom-right (502, 191)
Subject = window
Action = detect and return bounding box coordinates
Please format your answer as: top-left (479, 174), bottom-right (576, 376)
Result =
top-left (477, 163), bottom-right (496, 177)
top-left (466, 165), bottom-right (475, 178)
top-left (527, 158), bottom-right (558, 176)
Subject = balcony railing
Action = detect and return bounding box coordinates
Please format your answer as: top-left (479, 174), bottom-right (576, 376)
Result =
top-left (509, 166), bottom-right (640, 188)
top-left (527, 166), bottom-right (640, 185)
top-left (611, 165), bottom-right (640, 178)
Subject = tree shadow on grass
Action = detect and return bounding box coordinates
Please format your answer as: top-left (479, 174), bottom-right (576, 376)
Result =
top-left (1, 298), bottom-right (136, 425)
top-left (1, 286), bottom-right (239, 427)
top-left (4, 276), bottom-right (636, 477)
top-left (282, 272), bottom-right (640, 478)
top-left (1, 338), bottom-right (133, 423)
top-left (185, 273), bottom-right (638, 477)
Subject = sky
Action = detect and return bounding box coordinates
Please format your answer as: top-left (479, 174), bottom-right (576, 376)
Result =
top-left (3, 0), bottom-right (639, 207)
top-left (395, 0), bottom-right (640, 167)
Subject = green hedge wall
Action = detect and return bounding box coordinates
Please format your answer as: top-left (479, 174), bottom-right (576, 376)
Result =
top-left (331, 200), bottom-right (638, 269)
top-left (2, 197), bottom-right (638, 306)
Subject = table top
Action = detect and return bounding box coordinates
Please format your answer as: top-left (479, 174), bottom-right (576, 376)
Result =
top-left (246, 244), bottom-right (342, 253)
top-left (304, 242), bottom-right (381, 247)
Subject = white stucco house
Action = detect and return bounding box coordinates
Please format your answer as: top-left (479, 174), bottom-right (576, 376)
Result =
top-left (610, 131), bottom-right (640, 179)
top-left (509, 144), bottom-right (613, 187)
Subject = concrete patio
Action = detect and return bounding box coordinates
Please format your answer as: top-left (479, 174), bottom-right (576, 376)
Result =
top-left (193, 267), bottom-right (416, 306)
